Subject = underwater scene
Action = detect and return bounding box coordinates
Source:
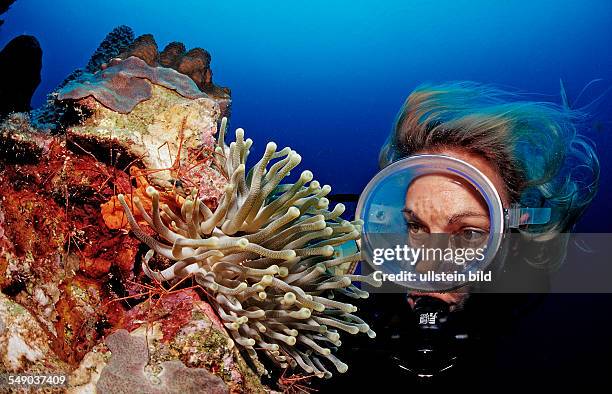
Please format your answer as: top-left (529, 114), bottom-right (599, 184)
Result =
top-left (0, 0), bottom-right (611, 392)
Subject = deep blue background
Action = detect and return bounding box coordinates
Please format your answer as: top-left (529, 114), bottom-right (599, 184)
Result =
top-left (1, 0), bottom-right (611, 231)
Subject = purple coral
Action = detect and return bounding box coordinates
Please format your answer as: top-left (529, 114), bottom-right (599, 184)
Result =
top-left (97, 329), bottom-right (228, 394)
top-left (58, 56), bottom-right (207, 114)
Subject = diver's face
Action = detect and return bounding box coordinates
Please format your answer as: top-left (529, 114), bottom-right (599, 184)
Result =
top-left (404, 149), bottom-right (510, 249)
top-left (404, 148), bottom-right (510, 306)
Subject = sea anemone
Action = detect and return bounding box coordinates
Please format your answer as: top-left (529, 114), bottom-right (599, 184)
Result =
top-left (117, 117), bottom-right (380, 378)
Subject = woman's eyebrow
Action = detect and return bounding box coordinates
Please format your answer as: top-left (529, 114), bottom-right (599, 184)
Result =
top-left (401, 208), bottom-right (425, 223)
top-left (447, 211), bottom-right (488, 224)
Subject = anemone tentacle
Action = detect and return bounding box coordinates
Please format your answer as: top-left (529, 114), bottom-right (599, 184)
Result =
top-left (118, 117), bottom-right (381, 377)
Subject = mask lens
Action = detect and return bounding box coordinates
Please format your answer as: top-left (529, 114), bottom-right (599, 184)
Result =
top-left (356, 155), bottom-right (505, 291)
top-left (451, 228), bottom-right (488, 249)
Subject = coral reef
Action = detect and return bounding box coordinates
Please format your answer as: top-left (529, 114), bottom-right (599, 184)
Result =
top-left (32, 28), bottom-right (230, 132)
top-left (159, 42), bottom-right (186, 69)
top-left (62, 72), bottom-right (226, 201)
top-left (118, 119), bottom-right (380, 378)
top-left (0, 112), bottom-right (51, 162)
top-left (119, 33), bottom-right (159, 67)
top-left (115, 289), bottom-right (264, 392)
top-left (0, 23), bottom-right (375, 392)
top-left (0, 292), bottom-right (71, 373)
top-left (58, 56), bottom-right (207, 113)
top-left (96, 329), bottom-right (228, 394)
top-left (31, 25), bottom-right (136, 131)
top-left (85, 25), bottom-right (135, 74)
top-left (60, 25), bottom-right (136, 92)
top-left (0, 104), bottom-right (264, 393)
top-left (176, 48), bottom-right (213, 93)
top-left (0, 115), bottom-right (141, 364)
top-left (67, 289), bottom-right (265, 393)
top-left (119, 34), bottom-right (230, 103)
top-left (0, 35), bottom-right (42, 117)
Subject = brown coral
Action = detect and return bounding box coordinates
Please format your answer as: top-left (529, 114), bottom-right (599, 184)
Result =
top-left (159, 42), bottom-right (186, 69)
top-left (118, 34), bottom-right (230, 108)
top-left (120, 33), bottom-right (159, 66)
top-left (177, 48), bottom-right (213, 92)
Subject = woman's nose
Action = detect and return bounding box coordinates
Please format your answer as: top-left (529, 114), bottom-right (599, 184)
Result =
top-left (415, 233), bottom-right (453, 273)
top-left (419, 231), bottom-right (452, 249)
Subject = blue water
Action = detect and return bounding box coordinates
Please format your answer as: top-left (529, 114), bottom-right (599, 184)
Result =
top-left (2, 0), bottom-right (611, 231)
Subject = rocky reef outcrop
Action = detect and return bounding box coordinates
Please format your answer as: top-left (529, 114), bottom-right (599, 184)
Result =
top-left (0, 113), bottom-right (263, 390)
top-left (0, 24), bottom-right (374, 393)
top-left (33, 26), bottom-right (230, 133)
top-left (0, 27), bottom-right (265, 393)
top-left (59, 55), bottom-right (228, 204)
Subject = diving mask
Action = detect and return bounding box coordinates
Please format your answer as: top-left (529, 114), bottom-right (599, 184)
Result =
top-left (355, 154), bottom-right (551, 291)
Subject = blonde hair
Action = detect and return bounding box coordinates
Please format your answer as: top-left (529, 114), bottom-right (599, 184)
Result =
top-left (381, 82), bottom-right (599, 242)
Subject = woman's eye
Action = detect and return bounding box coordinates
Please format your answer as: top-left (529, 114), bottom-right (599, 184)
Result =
top-left (407, 222), bottom-right (426, 234)
top-left (456, 228), bottom-right (487, 245)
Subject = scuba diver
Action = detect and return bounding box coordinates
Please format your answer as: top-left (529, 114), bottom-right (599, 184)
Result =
top-left (319, 81), bottom-right (600, 391)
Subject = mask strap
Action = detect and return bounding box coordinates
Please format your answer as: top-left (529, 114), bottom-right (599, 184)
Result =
top-left (505, 203), bottom-right (552, 228)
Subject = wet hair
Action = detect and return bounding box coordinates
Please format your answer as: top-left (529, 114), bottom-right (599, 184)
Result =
top-left (380, 82), bottom-right (599, 243)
